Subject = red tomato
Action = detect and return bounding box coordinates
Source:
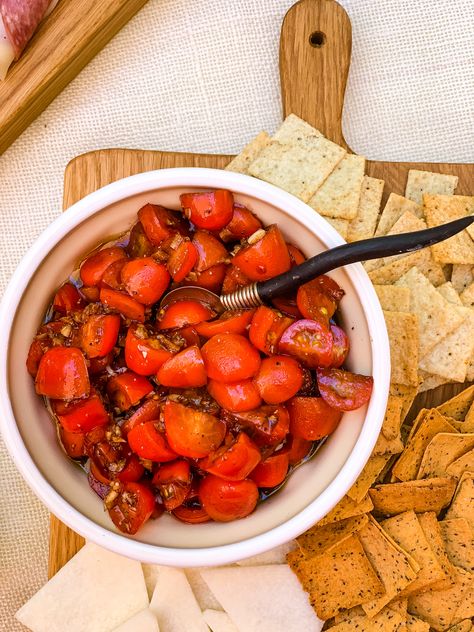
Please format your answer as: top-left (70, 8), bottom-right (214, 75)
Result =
top-left (80, 286), bottom-right (100, 302)
top-left (201, 333), bottom-right (261, 383)
top-left (179, 326), bottom-right (201, 347)
top-left (199, 475), bottom-right (259, 522)
top-left (287, 396), bottom-right (342, 440)
top-left (232, 225), bottom-right (291, 281)
top-left (219, 204), bottom-right (262, 242)
top-left (164, 400), bottom-right (225, 458)
top-left (296, 276), bottom-right (344, 326)
top-left (207, 379), bottom-right (262, 412)
top-left (316, 368), bottom-right (374, 412)
top-left (192, 231), bottom-right (229, 272)
top-left (253, 355), bottom-right (304, 404)
top-left (152, 460), bottom-right (191, 510)
top-left (35, 347), bottom-right (90, 400)
top-left (88, 353), bottom-right (113, 375)
top-left (279, 319), bottom-right (334, 368)
top-left (128, 421), bottom-right (178, 462)
top-left (287, 243), bottom-right (306, 266)
top-left (108, 482), bottom-right (156, 535)
top-left (330, 324), bottom-right (350, 368)
top-left (80, 314), bottom-right (120, 358)
top-left (121, 258), bottom-right (170, 305)
top-left (27, 339), bottom-right (48, 377)
top-left (124, 325), bottom-right (174, 375)
top-left (137, 203), bottom-right (187, 245)
top-left (116, 455), bottom-right (145, 482)
top-left (195, 310), bottom-right (255, 338)
top-left (271, 297), bottom-right (302, 319)
top-left (100, 287), bottom-right (145, 322)
top-left (157, 346), bottom-right (207, 388)
top-left (122, 398), bottom-right (161, 434)
top-left (54, 393), bottom-right (109, 433)
top-left (180, 190), bottom-right (234, 231)
top-left (224, 405), bottom-right (290, 447)
top-left (80, 247), bottom-right (127, 287)
top-left (167, 241), bottom-right (198, 282)
top-left (107, 372), bottom-right (154, 411)
top-left (191, 263), bottom-right (228, 293)
top-left (286, 435), bottom-right (313, 465)
top-left (173, 505), bottom-right (210, 524)
top-left (199, 432), bottom-right (261, 481)
top-left (221, 264), bottom-right (250, 294)
top-left (59, 427), bottom-right (86, 458)
top-left (157, 300), bottom-right (215, 330)
top-left (126, 221), bottom-right (155, 258)
top-left (249, 306), bottom-right (294, 355)
top-left (101, 259), bottom-right (127, 290)
top-left (53, 283), bottom-right (84, 314)
top-left (250, 451), bottom-right (289, 488)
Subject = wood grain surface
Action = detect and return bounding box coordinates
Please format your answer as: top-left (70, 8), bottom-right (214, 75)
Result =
top-left (49, 0), bottom-right (473, 577)
top-left (0, 0), bottom-right (148, 155)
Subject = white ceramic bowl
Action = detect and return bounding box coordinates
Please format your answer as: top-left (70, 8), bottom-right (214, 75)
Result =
top-left (0, 168), bottom-right (390, 566)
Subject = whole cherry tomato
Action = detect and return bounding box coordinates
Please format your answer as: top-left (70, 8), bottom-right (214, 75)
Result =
top-left (164, 400), bottom-right (226, 458)
top-left (35, 347), bottom-right (90, 400)
top-left (80, 247), bottom-right (127, 287)
top-left (108, 482), bottom-right (156, 535)
top-left (279, 319), bottom-right (334, 368)
top-left (180, 190), bottom-right (234, 231)
top-left (207, 379), bottom-right (262, 412)
top-left (201, 333), bottom-right (261, 383)
top-left (232, 225), bottom-right (291, 281)
top-left (253, 355), bottom-right (304, 404)
top-left (250, 451), bottom-right (289, 488)
top-left (80, 314), bottom-right (120, 358)
top-left (128, 421), bottom-right (178, 462)
top-left (199, 475), bottom-right (259, 522)
top-left (152, 460), bottom-right (192, 511)
top-left (287, 396), bottom-right (342, 440)
top-left (316, 368), bottom-right (374, 411)
top-left (199, 432), bottom-right (261, 480)
top-left (121, 258), bottom-right (170, 305)
top-left (157, 346), bottom-right (207, 388)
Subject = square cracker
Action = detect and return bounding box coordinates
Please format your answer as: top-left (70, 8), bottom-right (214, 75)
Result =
top-left (225, 131), bottom-right (271, 174)
top-left (446, 448), bottom-right (474, 479)
top-left (460, 281), bottom-right (474, 308)
top-left (440, 518), bottom-right (474, 573)
top-left (445, 472), bottom-right (474, 529)
top-left (375, 193), bottom-right (423, 237)
top-left (369, 478), bottom-right (457, 516)
top-left (407, 614), bottom-right (430, 632)
top-left (368, 250), bottom-right (445, 287)
top-left (317, 494), bottom-right (373, 526)
top-left (373, 433), bottom-right (404, 456)
top-left (390, 383), bottom-right (419, 422)
top-left (271, 113), bottom-right (323, 144)
top-left (374, 285), bottom-right (411, 312)
top-left (347, 175), bottom-right (385, 242)
top-left (437, 385), bottom-right (474, 420)
top-left (347, 454), bottom-right (392, 503)
top-left (383, 310), bottom-right (419, 387)
top-left (451, 265), bottom-right (474, 293)
top-left (424, 194), bottom-right (474, 264)
top-left (296, 514), bottom-right (369, 558)
top-left (309, 154), bottom-right (365, 220)
top-left (405, 169), bottom-right (459, 205)
top-left (382, 396), bottom-right (405, 441)
top-left (417, 433), bottom-right (474, 479)
top-left (417, 512), bottom-right (458, 591)
top-left (438, 281), bottom-right (463, 305)
top-left (331, 607), bottom-right (406, 631)
top-left (325, 217), bottom-right (349, 240)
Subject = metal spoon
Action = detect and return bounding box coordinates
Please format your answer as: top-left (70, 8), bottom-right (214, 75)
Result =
top-left (161, 215), bottom-right (474, 312)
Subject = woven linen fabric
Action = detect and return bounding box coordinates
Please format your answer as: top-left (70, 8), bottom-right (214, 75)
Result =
top-left (0, 0), bottom-right (473, 629)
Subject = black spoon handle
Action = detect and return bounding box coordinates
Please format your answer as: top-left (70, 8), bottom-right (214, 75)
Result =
top-left (256, 215), bottom-right (474, 302)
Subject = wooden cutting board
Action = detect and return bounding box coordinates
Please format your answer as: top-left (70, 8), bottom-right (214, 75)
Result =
top-left (0, 0), bottom-right (148, 155)
top-left (48, 0), bottom-right (473, 577)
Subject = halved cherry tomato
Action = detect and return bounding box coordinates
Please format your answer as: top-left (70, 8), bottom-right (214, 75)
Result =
top-left (192, 231), bottom-right (228, 272)
top-left (164, 400), bottom-right (225, 458)
top-left (88, 353), bottom-right (113, 375)
top-left (250, 451), bottom-right (289, 488)
top-left (167, 241), bottom-right (198, 282)
top-left (199, 475), bottom-right (258, 522)
top-left (316, 368), bottom-right (374, 411)
top-left (180, 190), bottom-right (234, 231)
top-left (199, 432), bottom-right (261, 480)
top-left (179, 326), bottom-right (201, 347)
top-left (208, 379), bottom-right (262, 412)
top-left (124, 325), bottom-right (174, 375)
top-left (221, 264), bottom-right (250, 294)
top-left (223, 404), bottom-right (290, 447)
top-left (90, 453), bottom-right (145, 484)
top-left (195, 309), bottom-right (255, 338)
top-left (59, 427), bottom-right (86, 458)
top-left (172, 485), bottom-right (210, 524)
top-left (271, 297), bottom-right (302, 319)
top-left (232, 225), bottom-right (291, 281)
top-left (80, 286), bottom-right (100, 302)
top-left (107, 371), bottom-right (153, 411)
top-left (219, 204), bottom-right (262, 242)
top-left (191, 263), bottom-right (228, 293)
top-left (126, 221), bottom-right (155, 258)
top-left (330, 324), bottom-right (350, 368)
top-left (54, 393), bottom-right (109, 433)
top-left (108, 481), bottom-right (156, 535)
top-left (35, 347), bottom-right (90, 399)
top-left (279, 319), bottom-right (333, 368)
top-left (157, 346), bottom-right (207, 388)
top-left (100, 287), bottom-right (145, 322)
top-left (80, 314), bottom-right (120, 358)
top-left (122, 398), bottom-right (161, 434)
top-left (201, 333), bottom-right (261, 383)
top-left (53, 283), bottom-right (84, 314)
top-left (27, 339), bottom-right (47, 377)
top-left (157, 300), bottom-right (215, 330)
top-left (80, 247), bottom-right (127, 287)
top-left (287, 243), bottom-right (306, 266)
top-left (296, 276), bottom-right (344, 326)
top-left (253, 355), bottom-right (304, 404)
top-left (152, 460), bottom-right (191, 510)
top-left (249, 306), bottom-right (294, 355)
top-left (286, 435), bottom-right (313, 465)
top-left (128, 421), bottom-right (178, 462)
top-left (287, 396), bottom-right (342, 440)
top-left (138, 203), bottom-right (187, 245)
top-left (121, 258), bottom-right (170, 305)
top-left (101, 259), bottom-right (127, 290)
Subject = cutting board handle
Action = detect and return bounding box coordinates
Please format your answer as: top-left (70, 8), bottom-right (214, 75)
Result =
top-left (280, 0), bottom-right (352, 149)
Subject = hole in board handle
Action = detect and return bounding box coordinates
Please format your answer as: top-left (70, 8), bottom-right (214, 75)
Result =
top-left (309, 31), bottom-right (326, 48)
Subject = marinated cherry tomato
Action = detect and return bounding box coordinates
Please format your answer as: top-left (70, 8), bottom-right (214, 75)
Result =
top-left (116, 455), bottom-right (145, 482)
top-left (224, 405), bottom-right (290, 447)
top-left (316, 368), bottom-right (374, 412)
top-left (180, 190), bottom-right (234, 231)
top-left (232, 225), bottom-right (291, 281)
top-left (80, 247), bottom-right (127, 287)
top-left (53, 283), bottom-right (84, 314)
top-left (164, 400), bottom-right (226, 458)
top-left (59, 427), bottom-right (86, 459)
top-left (191, 263), bottom-right (228, 293)
top-left (207, 379), bottom-right (262, 412)
top-left (173, 485), bottom-right (210, 524)
top-left (270, 297), bottom-right (302, 319)
top-left (121, 258), bottom-right (170, 305)
top-left (219, 204), bottom-right (262, 242)
top-left (167, 241), bottom-right (198, 282)
top-left (201, 333), bottom-right (261, 383)
top-left (157, 300), bottom-right (215, 330)
top-left (35, 347), bottom-right (90, 399)
top-left (286, 435), bottom-right (313, 465)
top-left (192, 231), bottom-right (228, 272)
top-left (107, 371), bottom-right (153, 411)
top-left (157, 346), bottom-right (207, 388)
top-left (137, 203), bottom-right (187, 245)
top-left (199, 475), bottom-right (259, 522)
top-left (126, 221), bottom-right (155, 258)
top-left (101, 259), bottom-right (127, 290)
top-left (296, 276), bottom-right (344, 325)
top-left (249, 306), bottom-right (294, 355)
top-left (125, 326), bottom-right (174, 375)
top-left (122, 398), bottom-right (161, 434)
top-left (287, 396), bottom-right (342, 440)
top-left (100, 287), bottom-right (145, 322)
top-left (128, 421), bottom-right (178, 462)
top-left (108, 482), bottom-right (156, 535)
top-left (221, 264), bottom-right (250, 294)
top-left (279, 319), bottom-right (333, 368)
top-left (250, 451), bottom-right (289, 488)
top-left (54, 393), bottom-right (109, 433)
top-left (80, 314), bottom-right (120, 358)
top-left (195, 309), bottom-right (255, 338)
top-left (330, 324), bottom-right (350, 368)
top-left (80, 286), bottom-right (100, 302)
top-left (27, 339), bottom-right (48, 377)
top-left (287, 243), bottom-right (306, 266)
top-left (179, 326), bottom-right (201, 347)
top-left (253, 355), bottom-right (304, 405)
top-left (199, 433), bottom-right (261, 481)
top-left (152, 460), bottom-right (191, 510)
top-left (88, 353), bottom-right (113, 375)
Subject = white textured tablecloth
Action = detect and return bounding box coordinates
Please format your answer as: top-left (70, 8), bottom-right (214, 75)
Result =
top-left (1, 0), bottom-right (473, 629)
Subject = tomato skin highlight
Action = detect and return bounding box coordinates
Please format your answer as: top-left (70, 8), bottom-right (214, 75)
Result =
top-left (152, 460), bottom-right (191, 510)
top-left (199, 475), bottom-right (259, 522)
top-left (128, 421), bottom-right (178, 462)
top-left (330, 324), bottom-right (350, 368)
top-left (232, 225), bottom-right (291, 281)
top-left (121, 258), bottom-right (170, 305)
top-left (195, 309), bottom-right (255, 338)
top-left (158, 300), bottom-right (214, 330)
top-left (54, 394), bottom-right (109, 433)
top-left (208, 379), bottom-right (262, 412)
top-left (80, 247), bottom-right (127, 287)
top-left (164, 400), bottom-right (226, 458)
top-left (316, 368), bottom-right (374, 412)
top-left (201, 333), bottom-right (261, 383)
top-left (250, 451), bottom-right (289, 488)
top-left (199, 432), bottom-right (261, 481)
top-left (180, 190), bottom-right (234, 231)
top-left (100, 287), bottom-right (145, 322)
top-left (107, 371), bottom-right (154, 411)
top-left (249, 306), bottom-right (294, 355)
top-left (253, 355), bottom-right (304, 404)
top-left (80, 314), bottom-right (120, 358)
top-left (53, 283), bottom-right (84, 314)
top-left (287, 396), bottom-right (342, 440)
top-left (157, 346), bottom-right (207, 388)
top-left (279, 319), bottom-right (334, 368)
top-left (108, 482), bottom-right (156, 535)
top-left (35, 347), bottom-right (90, 400)
top-left (124, 326), bottom-right (174, 376)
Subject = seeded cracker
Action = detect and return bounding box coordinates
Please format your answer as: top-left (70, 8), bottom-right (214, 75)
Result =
top-left (296, 514), bottom-right (369, 558)
top-left (460, 281), bottom-right (474, 307)
top-left (324, 217), bottom-right (349, 240)
top-left (390, 384), bottom-right (419, 422)
top-left (417, 512), bottom-right (458, 591)
top-left (369, 478), bottom-right (456, 515)
top-left (330, 608), bottom-right (406, 631)
top-left (407, 614), bottom-right (430, 632)
top-left (436, 384), bottom-right (474, 420)
top-left (417, 433), bottom-right (474, 479)
top-left (440, 518), bottom-right (474, 573)
top-left (445, 472), bottom-right (474, 529)
top-left (383, 310), bottom-right (419, 387)
top-left (405, 169), bottom-right (459, 205)
top-left (347, 455), bottom-right (392, 503)
top-left (368, 249), bottom-right (446, 287)
top-left (347, 175), bottom-right (385, 242)
top-left (375, 193), bottom-right (423, 237)
top-left (424, 194), bottom-right (474, 264)
top-left (317, 494), bottom-right (373, 526)
top-left (225, 131), bottom-right (271, 174)
top-left (446, 448), bottom-right (474, 478)
top-left (374, 285), bottom-right (411, 312)
top-left (451, 264), bottom-right (474, 293)
top-left (448, 621), bottom-right (473, 632)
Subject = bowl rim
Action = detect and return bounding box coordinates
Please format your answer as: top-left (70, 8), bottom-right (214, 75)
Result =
top-left (0, 167), bottom-right (390, 566)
